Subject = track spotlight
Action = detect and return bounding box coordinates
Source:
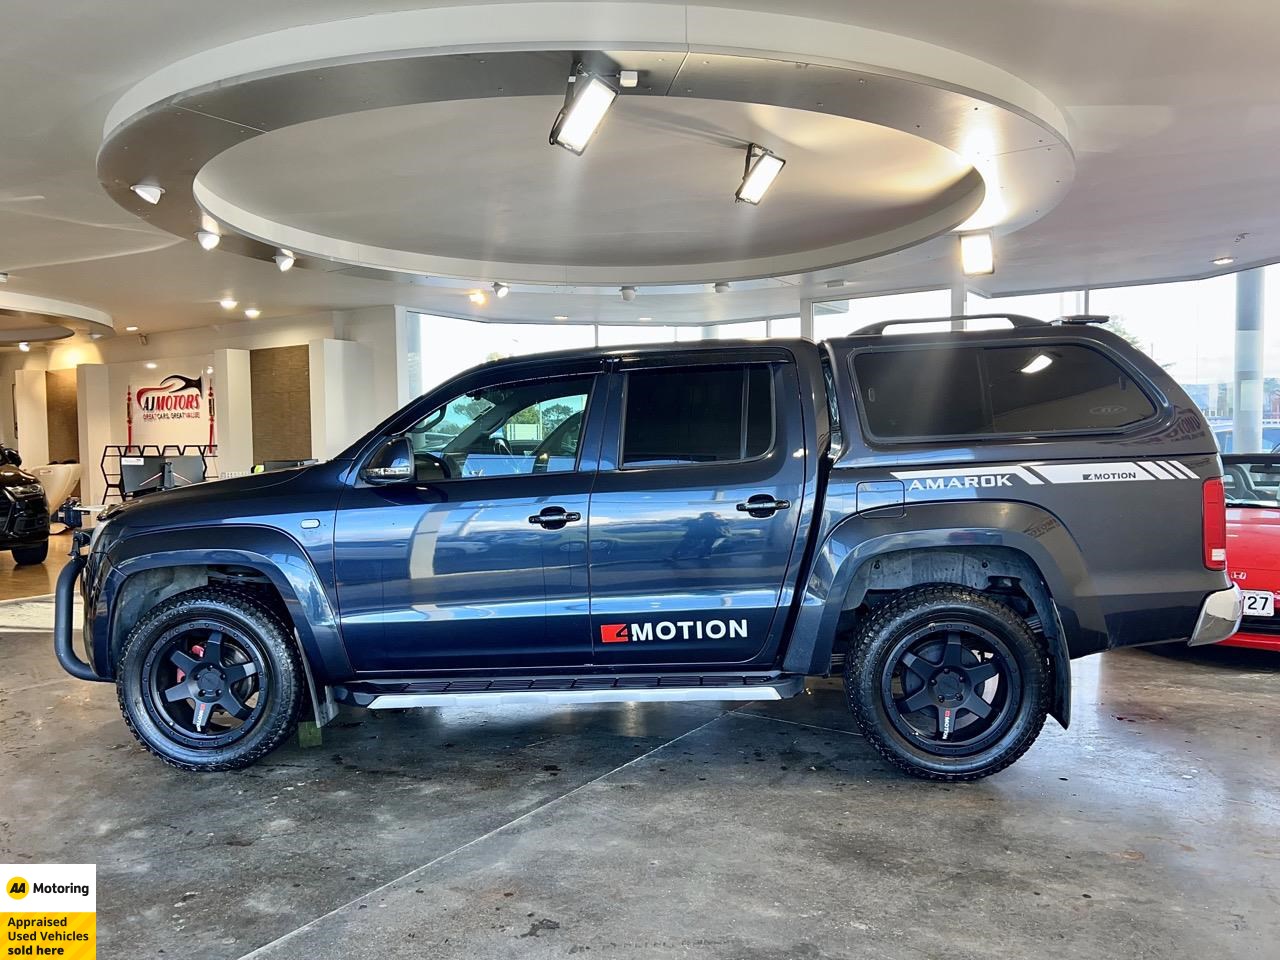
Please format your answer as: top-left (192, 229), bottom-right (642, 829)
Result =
top-left (492, 282), bottom-right (510, 299)
top-left (17, 341), bottom-right (29, 353)
top-left (219, 298), bottom-right (238, 310)
top-left (469, 290), bottom-right (488, 305)
top-left (713, 282), bottom-right (730, 294)
top-left (620, 286), bottom-right (637, 302)
top-left (0, 273), bottom-right (7, 283)
top-left (196, 230), bottom-right (221, 251)
top-left (959, 231), bottom-right (995, 276)
top-left (274, 249), bottom-right (295, 272)
top-left (244, 307), bottom-right (261, 319)
top-left (549, 66), bottom-right (617, 155)
top-left (130, 184), bottom-right (164, 205)
top-left (736, 144), bottom-right (785, 205)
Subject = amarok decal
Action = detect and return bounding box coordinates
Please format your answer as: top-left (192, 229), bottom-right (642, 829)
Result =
top-left (891, 460), bottom-right (1198, 491)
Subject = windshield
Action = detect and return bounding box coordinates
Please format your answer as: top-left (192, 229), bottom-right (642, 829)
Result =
top-left (1223, 460), bottom-right (1280, 508)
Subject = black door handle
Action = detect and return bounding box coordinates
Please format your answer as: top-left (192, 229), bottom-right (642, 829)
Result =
top-left (736, 496), bottom-right (791, 518)
top-left (528, 507), bottom-right (582, 529)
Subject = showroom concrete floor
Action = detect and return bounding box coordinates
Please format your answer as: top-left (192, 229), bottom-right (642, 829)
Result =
top-left (2, 596), bottom-right (1276, 960)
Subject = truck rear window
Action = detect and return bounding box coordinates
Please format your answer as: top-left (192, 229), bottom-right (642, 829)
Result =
top-left (852, 343), bottom-right (1156, 440)
top-left (622, 365), bottom-right (773, 466)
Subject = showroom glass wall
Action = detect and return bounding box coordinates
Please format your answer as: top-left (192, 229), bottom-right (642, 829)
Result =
top-left (414, 314), bottom-right (794, 391)
top-left (413, 265), bottom-right (1280, 450)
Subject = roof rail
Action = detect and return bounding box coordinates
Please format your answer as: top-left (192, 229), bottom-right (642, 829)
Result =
top-left (1053, 314), bottom-right (1111, 325)
top-left (851, 313), bottom-right (1044, 336)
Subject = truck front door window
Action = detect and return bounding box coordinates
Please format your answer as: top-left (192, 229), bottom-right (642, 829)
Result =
top-left (407, 378), bottom-right (592, 479)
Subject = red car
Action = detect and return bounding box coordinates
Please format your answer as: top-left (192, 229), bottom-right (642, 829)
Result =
top-left (1223, 455), bottom-right (1280, 650)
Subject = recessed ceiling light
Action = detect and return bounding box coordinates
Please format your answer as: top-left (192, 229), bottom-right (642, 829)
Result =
top-left (125, 325), bottom-right (139, 332)
top-left (145, 361), bottom-right (157, 369)
top-left (1212, 256), bottom-right (1235, 266)
top-left (244, 307), bottom-right (261, 319)
top-left (713, 282), bottom-right (730, 293)
top-left (554, 315), bottom-right (569, 321)
top-left (196, 230), bottom-right (221, 251)
top-left (959, 231), bottom-right (995, 276)
top-left (219, 298), bottom-right (238, 310)
top-left (736, 144), bottom-right (785, 204)
top-left (0, 273), bottom-right (8, 284)
top-left (130, 184), bottom-right (164, 205)
top-left (17, 341), bottom-right (30, 353)
top-left (637, 316), bottom-right (653, 321)
top-left (205, 366), bottom-right (214, 375)
top-left (492, 282), bottom-right (510, 299)
top-left (549, 68), bottom-right (617, 155)
top-left (469, 290), bottom-right (488, 305)
top-left (274, 249), bottom-right (295, 272)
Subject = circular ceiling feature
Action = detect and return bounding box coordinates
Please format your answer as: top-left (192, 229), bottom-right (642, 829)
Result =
top-left (0, 291), bottom-right (113, 344)
top-left (194, 98), bottom-right (981, 282)
top-left (97, 2), bottom-right (1074, 286)
top-left (0, 312), bottom-right (74, 343)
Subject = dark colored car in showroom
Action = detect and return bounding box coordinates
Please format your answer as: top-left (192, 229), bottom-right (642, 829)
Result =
top-left (53, 315), bottom-right (1241, 781)
top-left (0, 450), bottom-right (51, 565)
top-left (1222, 455), bottom-right (1280, 651)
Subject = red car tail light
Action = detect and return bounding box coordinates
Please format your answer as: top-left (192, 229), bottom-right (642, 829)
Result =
top-left (1203, 477), bottom-right (1227, 570)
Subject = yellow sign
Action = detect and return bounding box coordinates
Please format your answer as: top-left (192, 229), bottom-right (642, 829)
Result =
top-left (1, 864), bottom-right (94, 959)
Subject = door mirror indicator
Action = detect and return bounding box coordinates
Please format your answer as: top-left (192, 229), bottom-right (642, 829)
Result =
top-left (362, 437), bottom-right (415, 485)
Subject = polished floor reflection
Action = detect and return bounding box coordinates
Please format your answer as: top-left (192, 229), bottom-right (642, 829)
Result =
top-left (1, 602), bottom-right (1274, 960)
top-left (0, 531), bottom-right (72, 600)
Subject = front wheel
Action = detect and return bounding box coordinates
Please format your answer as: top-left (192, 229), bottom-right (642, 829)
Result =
top-left (116, 587), bottom-right (303, 771)
top-left (845, 585), bottom-right (1049, 781)
top-left (11, 541), bottom-right (48, 565)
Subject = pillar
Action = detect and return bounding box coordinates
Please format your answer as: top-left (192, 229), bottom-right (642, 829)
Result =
top-left (76, 364), bottom-right (112, 506)
top-left (212, 349), bottom-right (253, 476)
top-left (1234, 269), bottom-right (1265, 454)
top-left (14, 368), bottom-right (49, 467)
top-left (950, 283), bottom-right (966, 331)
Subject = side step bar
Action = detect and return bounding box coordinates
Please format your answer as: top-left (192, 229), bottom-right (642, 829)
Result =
top-left (337, 676), bottom-right (805, 710)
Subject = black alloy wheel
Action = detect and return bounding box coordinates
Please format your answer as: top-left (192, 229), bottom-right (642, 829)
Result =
top-left (117, 587), bottom-right (303, 771)
top-left (880, 621), bottom-right (1020, 754)
top-left (142, 620), bottom-right (267, 748)
top-left (845, 585), bottom-right (1049, 781)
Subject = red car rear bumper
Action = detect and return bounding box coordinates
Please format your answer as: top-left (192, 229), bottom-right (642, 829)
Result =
top-left (1221, 630), bottom-right (1280, 651)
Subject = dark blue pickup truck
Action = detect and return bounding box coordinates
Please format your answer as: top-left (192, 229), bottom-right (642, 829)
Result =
top-left (54, 315), bottom-right (1241, 780)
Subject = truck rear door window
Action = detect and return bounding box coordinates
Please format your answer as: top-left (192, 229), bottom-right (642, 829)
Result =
top-left (622, 365), bottom-right (773, 467)
top-left (853, 343), bottom-right (1155, 440)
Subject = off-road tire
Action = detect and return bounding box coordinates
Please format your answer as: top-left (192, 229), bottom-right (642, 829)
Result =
top-left (11, 542), bottom-right (48, 565)
top-left (845, 585), bottom-right (1049, 781)
top-left (116, 586), bottom-right (303, 771)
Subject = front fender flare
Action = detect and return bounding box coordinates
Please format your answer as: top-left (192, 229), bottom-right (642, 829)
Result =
top-left (95, 526), bottom-right (351, 684)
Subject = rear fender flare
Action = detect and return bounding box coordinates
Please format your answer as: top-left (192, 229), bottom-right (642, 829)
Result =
top-left (784, 501), bottom-right (1104, 728)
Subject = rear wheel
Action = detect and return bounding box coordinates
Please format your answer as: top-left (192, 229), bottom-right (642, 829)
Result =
top-left (116, 587), bottom-right (303, 771)
top-left (11, 542), bottom-right (48, 565)
top-left (845, 585), bottom-right (1048, 781)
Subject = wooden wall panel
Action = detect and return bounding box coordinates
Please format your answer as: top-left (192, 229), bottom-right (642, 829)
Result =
top-left (249, 345), bottom-right (311, 464)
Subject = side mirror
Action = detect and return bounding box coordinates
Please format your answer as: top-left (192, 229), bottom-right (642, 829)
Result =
top-left (361, 436), bottom-right (415, 485)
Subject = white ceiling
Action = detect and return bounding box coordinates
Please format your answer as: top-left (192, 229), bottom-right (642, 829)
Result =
top-left (1, 0), bottom-right (1278, 337)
